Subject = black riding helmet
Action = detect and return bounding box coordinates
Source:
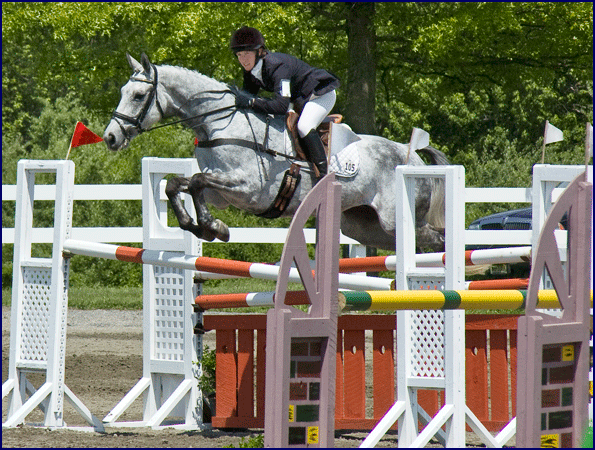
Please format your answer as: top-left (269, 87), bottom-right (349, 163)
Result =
top-left (230, 26), bottom-right (266, 52)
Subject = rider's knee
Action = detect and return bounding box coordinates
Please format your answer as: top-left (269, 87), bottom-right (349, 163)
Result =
top-left (297, 120), bottom-right (314, 139)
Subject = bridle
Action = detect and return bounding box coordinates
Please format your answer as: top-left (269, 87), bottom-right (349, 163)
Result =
top-left (111, 63), bottom-right (237, 140)
top-left (111, 64), bottom-right (166, 140)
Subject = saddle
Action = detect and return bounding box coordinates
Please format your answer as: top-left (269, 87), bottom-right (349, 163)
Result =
top-left (285, 111), bottom-right (343, 162)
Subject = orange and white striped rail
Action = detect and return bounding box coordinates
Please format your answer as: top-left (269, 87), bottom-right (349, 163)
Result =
top-left (61, 239), bottom-right (393, 291)
top-left (339, 246), bottom-right (531, 273)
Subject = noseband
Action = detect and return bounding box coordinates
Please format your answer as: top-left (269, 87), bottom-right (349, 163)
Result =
top-left (111, 64), bottom-right (165, 139)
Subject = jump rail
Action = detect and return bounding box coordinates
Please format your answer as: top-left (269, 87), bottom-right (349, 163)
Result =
top-left (193, 288), bottom-right (593, 312)
top-left (61, 239), bottom-right (392, 291)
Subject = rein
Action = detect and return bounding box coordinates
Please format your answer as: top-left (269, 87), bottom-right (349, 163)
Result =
top-left (112, 63), bottom-right (305, 220)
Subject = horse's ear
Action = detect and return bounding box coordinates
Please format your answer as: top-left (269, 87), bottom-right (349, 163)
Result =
top-left (126, 53), bottom-right (143, 73)
top-left (140, 53), bottom-right (152, 74)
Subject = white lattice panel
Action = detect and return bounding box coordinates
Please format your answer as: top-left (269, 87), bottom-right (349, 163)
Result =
top-left (152, 265), bottom-right (186, 362)
top-left (410, 310), bottom-right (445, 377)
top-left (19, 267), bottom-right (52, 363)
top-left (407, 277), bottom-right (446, 377)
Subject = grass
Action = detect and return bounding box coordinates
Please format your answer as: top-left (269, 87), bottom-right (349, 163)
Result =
top-left (2, 277), bottom-right (522, 315)
top-left (2, 285), bottom-right (143, 310)
top-left (1, 278), bottom-right (315, 313)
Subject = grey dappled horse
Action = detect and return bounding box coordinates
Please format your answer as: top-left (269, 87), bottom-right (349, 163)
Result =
top-left (104, 53), bottom-right (448, 251)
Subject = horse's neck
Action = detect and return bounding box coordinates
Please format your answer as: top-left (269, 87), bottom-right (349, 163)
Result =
top-left (159, 65), bottom-right (231, 116)
top-left (159, 65), bottom-right (273, 142)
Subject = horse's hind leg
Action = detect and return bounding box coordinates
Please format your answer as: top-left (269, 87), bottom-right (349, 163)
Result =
top-left (165, 176), bottom-right (219, 241)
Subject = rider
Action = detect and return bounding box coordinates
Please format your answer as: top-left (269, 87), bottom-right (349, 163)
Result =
top-left (230, 26), bottom-right (340, 180)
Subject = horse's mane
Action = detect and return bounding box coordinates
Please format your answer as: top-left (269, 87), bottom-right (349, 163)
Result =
top-left (159, 64), bottom-right (230, 90)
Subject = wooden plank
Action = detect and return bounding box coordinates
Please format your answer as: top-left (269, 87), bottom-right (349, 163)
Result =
top-left (466, 330), bottom-right (488, 421)
top-left (510, 330), bottom-right (517, 417)
top-left (211, 416), bottom-right (263, 428)
top-left (236, 329), bottom-right (254, 418)
top-left (489, 329), bottom-right (510, 423)
top-left (465, 314), bottom-right (519, 330)
top-left (335, 417), bottom-right (396, 430)
top-left (256, 328), bottom-right (267, 422)
top-left (215, 329), bottom-right (237, 418)
top-left (342, 330), bottom-right (366, 418)
top-left (338, 314), bottom-right (396, 330)
top-left (208, 314), bottom-right (523, 431)
top-left (335, 330), bottom-right (344, 420)
top-left (417, 390), bottom-right (439, 427)
top-left (372, 330), bottom-right (395, 419)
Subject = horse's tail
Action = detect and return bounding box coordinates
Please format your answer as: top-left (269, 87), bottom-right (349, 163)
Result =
top-left (417, 146), bottom-right (450, 165)
top-left (419, 146), bottom-right (450, 231)
top-left (419, 146), bottom-right (494, 273)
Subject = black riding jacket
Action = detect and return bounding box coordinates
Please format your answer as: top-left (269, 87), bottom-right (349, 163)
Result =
top-left (243, 52), bottom-right (339, 115)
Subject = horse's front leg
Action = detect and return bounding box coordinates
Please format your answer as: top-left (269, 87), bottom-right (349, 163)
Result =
top-left (188, 173), bottom-right (231, 242)
top-left (165, 176), bottom-right (218, 241)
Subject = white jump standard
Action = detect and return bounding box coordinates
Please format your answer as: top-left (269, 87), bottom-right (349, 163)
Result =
top-left (2, 160), bottom-right (103, 431)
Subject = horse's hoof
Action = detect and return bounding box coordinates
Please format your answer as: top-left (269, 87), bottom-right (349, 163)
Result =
top-left (214, 220), bottom-right (230, 242)
top-left (185, 223), bottom-right (216, 242)
top-left (199, 228), bottom-right (217, 242)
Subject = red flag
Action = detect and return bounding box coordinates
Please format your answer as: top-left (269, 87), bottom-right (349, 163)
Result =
top-left (70, 121), bottom-right (103, 148)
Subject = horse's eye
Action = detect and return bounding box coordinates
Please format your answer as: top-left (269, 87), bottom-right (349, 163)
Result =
top-left (133, 93), bottom-right (145, 101)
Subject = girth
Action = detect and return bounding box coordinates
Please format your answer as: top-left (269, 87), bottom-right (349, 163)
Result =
top-left (256, 163), bottom-right (302, 219)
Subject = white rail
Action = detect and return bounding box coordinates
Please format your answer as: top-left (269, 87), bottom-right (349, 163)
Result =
top-left (0, 180), bottom-right (576, 246)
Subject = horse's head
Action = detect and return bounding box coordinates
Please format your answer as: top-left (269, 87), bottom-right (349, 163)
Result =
top-left (103, 53), bottom-right (165, 151)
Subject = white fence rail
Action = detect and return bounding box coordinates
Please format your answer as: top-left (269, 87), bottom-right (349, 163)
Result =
top-left (0, 181), bottom-right (569, 246)
top-left (1, 183), bottom-right (359, 245)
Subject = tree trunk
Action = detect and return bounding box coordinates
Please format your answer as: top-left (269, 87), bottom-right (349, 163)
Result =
top-left (345, 2), bottom-right (376, 135)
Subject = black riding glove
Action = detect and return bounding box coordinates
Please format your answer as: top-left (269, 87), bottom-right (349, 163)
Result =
top-left (235, 91), bottom-right (253, 109)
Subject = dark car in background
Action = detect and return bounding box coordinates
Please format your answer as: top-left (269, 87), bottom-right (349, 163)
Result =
top-left (468, 207), bottom-right (568, 232)
top-left (467, 207), bottom-right (533, 232)
top-left (467, 207), bottom-right (568, 277)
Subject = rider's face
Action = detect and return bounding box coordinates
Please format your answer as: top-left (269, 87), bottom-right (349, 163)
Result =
top-left (236, 51), bottom-right (257, 71)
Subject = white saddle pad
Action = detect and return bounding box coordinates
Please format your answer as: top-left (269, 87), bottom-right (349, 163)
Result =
top-left (328, 122), bottom-right (360, 178)
top-left (329, 142), bottom-right (359, 177)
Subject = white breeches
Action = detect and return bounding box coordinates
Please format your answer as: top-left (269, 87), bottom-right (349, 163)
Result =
top-left (297, 90), bottom-right (337, 138)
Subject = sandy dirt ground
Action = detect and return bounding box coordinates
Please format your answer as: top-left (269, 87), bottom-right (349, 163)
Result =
top-left (2, 307), bottom-right (493, 448)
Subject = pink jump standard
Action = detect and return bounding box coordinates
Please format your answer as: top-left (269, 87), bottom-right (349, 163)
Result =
top-left (516, 171), bottom-right (592, 447)
top-left (264, 173), bottom-right (341, 448)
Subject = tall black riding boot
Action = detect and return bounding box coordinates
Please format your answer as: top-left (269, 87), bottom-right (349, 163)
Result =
top-left (301, 129), bottom-right (328, 181)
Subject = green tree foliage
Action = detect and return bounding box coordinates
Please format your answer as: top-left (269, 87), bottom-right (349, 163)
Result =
top-left (2, 2), bottom-right (592, 287)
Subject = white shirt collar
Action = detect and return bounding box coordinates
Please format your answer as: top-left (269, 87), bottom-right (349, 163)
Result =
top-left (251, 59), bottom-right (264, 83)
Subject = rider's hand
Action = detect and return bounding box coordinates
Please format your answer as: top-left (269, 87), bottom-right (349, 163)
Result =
top-left (235, 91), bottom-right (253, 109)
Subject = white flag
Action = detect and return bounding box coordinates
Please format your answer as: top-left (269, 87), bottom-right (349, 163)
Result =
top-left (409, 128), bottom-right (430, 152)
top-left (544, 121), bottom-right (563, 145)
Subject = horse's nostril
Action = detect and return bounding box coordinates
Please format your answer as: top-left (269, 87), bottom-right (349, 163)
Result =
top-left (105, 133), bottom-right (116, 148)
